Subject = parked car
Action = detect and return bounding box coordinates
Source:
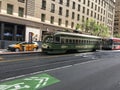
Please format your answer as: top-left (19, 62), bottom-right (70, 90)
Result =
top-left (7, 42), bottom-right (39, 52)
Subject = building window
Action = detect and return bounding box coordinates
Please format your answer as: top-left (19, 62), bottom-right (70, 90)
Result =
top-left (59, 7), bottom-right (62, 15)
top-left (16, 25), bottom-right (25, 41)
top-left (59, 0), bottom-right (63, 4)
top-left (77, 14), bottom-right (80, 21)
top-left (97, 14), bottom-right (99, 20)
top-left (18, 0), bottom-right (25, 3)
top-left (86, 17), bottom-right (88, 21)
top-left (82, 7), bottom-right (85, 13)
top-left (7, 4), bottom-right (13, 15)
top-left (91, 11), bottom-right (93, 17)
top-left (66, 0), bottom-right (70, 7)
top-left (83, 0), bottom-right (86, 4)
top-left (41, 14), bottom-right (46, 22)
top-left (100, 16), bottom-right (102, 21)
top-left (58, 18), bottom-right (62, 26)
top-left (94, 12), bottom-right (96, 18)
top-left (101, 0), bottom-right (103, 6)
top-left (98, 6), bottom-right (100, 12)
top-left (101, 8), bottom-right (103, 14)
top-left (1, 23), bottom-right (25, 41)
top-left (98, 0), bottom-right (100, 4)
top-left (51, 3), bottom-right (55, 13)
top-left (78, 4), bottom-right (81, 11)
top-left (104, 10), bottom-right (105, 15)
top-left (87, 0), bottom-right (90, 7)
top-left (103, 17), bottom-right (105, 22)
top-left (71, 22), bottom-right (74, 28)
top-left (91, 2), bottom-right (93, 9)
top-left (95, 0), bottom-right (97, 3)
top-left (66, 9), bottom-right (69, 17)
top-left (50, 16), bottom-right (54, 24)
top-left (65, 20), bottom-right (68, 27)
top-left (18, 7), bottom-right (24, 17)
top-left (87, 9), bottom-right (89, 15)
top-left (4, 23), bottom-right (14, 41)
top-left (72, 12), bottom-right (75, 19)
top-left (82, 16), bottom-right (85, 22)
top-left (41, 0), bottom-right (46, 10)
top-left (72, 2), bottom-right (75, 9)
top-left (95, 5), bottom-right (97, 10)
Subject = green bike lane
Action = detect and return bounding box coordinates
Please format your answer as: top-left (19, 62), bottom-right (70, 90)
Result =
top-left (0, 73), bottom-right (60, 90)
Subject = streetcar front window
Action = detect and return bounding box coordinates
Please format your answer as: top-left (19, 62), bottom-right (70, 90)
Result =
top-left (44, 36), bottom-right (53, 43)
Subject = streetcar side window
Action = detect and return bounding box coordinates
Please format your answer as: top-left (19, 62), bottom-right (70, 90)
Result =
top-left (73, 39), bottom-right (74, 44)
top-left (66, 39), bottom-right (69, 43)
top-left (54, 37), bottom-right (60, 43)
top-left (61, 38), bottom-right (65, 44)
top-left (69, 39), bottom-right (72, 44)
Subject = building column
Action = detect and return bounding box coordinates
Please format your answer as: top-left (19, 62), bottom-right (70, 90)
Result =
top-left (1, 23), bottom-right (4, 40)
top-left (14, 25), bottom-right (17, 41)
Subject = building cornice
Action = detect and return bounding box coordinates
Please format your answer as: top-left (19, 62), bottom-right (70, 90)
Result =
top-left (0, 14), bottom-right (73, 31)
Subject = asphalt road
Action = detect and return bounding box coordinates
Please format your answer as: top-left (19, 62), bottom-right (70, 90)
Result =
top-left (1, 51), bottom-right (120, 90)
top-left (0, 51), bottom-right (100, 80)
top-left (42, 51), bottom-right (120, 90)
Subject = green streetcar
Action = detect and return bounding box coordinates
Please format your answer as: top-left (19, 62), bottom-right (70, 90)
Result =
top-left (42, 31), bottom-right (102, 54)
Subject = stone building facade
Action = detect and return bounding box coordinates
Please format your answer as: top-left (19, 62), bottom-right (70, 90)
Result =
top-left (114, 0), bottom-right (120, 35)
top-left (0, 0), bottom-right (115, 43)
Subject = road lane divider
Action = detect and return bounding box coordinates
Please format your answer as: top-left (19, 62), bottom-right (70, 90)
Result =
top-left (0, 55), bottom-right (60, 63)
top-left (0, 53), bottom-right (76, 63)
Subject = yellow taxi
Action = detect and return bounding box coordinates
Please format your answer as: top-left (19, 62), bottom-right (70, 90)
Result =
top-left (7, 42), bottom-right (39, 52)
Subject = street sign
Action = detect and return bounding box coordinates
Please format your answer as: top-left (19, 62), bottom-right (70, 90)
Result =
top-left (0, 73), bottom-right (60, 90)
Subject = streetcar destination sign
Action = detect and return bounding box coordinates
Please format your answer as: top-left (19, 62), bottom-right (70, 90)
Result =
top-left (0, 73), bottom-right (60, 90)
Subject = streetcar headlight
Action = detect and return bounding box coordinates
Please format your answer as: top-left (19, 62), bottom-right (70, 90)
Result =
top-left (42, 44), bottom-right (50, 48)
top-left (42, 44), bottom-right (48, 48)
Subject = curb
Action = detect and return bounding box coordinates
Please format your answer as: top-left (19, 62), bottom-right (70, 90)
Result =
top-left (0, 51), bottom-right (42, 56)
top-left (0, 57), bottom-right (3, 60)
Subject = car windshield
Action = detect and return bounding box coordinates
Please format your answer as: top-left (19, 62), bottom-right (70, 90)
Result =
top-left (19, 42), bottom-right (27, 44)
top-left (14, 42), bottom-right (27, 45)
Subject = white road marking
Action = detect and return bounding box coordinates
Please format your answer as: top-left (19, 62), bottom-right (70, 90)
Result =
top-left (0, 82), bottom-right (30, 90)
top-left (75, 52), bottom-right (94, 57)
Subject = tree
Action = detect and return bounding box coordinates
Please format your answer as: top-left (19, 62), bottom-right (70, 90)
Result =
top-left (75, 18), bottom-right (110, 37)
top-left (92, 23), bottom-right (100, 35)
top-left (75, 23), bottom-right (84, 33)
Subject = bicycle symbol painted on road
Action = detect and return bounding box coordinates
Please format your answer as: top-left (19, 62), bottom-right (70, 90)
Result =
top-left (24, 77), bottom-right (49, 89)
top-left (0, 82), bottom-right (30, 90)
top-left (0, 73), bottom-right (60, 90)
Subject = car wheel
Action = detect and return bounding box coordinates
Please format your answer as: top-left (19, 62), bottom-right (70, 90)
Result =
top-left (15, 48), bottom-right (20, 52)
top-left (33, 48), bottom-right (37, 51)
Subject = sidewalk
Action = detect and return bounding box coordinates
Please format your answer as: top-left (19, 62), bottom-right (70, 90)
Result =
top-left (0, 49), bottom-right (7, 53)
